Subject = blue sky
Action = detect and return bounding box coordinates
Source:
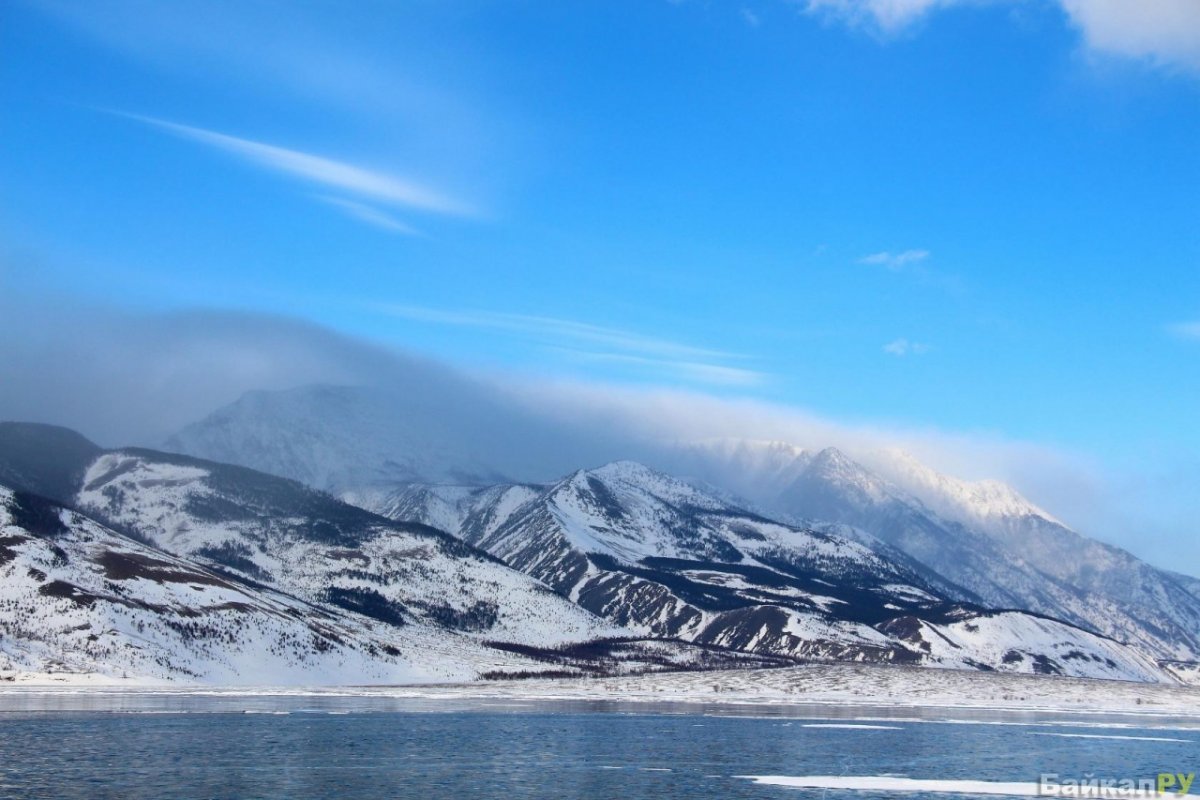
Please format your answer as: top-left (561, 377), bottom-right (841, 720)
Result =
top-left (1, 1), bottom-right (1198, 560)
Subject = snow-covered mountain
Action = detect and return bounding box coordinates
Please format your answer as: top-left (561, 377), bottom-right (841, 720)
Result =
top-left (2, 423), bottom-right (797, 683)
top-left (162, 389), bottom-right (1200, 669)
top-left (163, 385), bottom-right (505, 489)
top-left (677, 440), bottom-right (1200, 662)
top-left (353, 462), bottom-right (1169, 682)
top-left (76, 449), bottom-right (614, 650)
top-left (864, 447), bottom-right (1066, 529)
top-left (163, 384), bottom-right (608, 491)
top-left (0, 484), bottom-right (543, 684)
top-left (1173, 572), bottom-right (1200, 602)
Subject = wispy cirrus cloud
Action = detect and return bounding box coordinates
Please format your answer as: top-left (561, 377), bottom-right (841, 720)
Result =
top-left (857, 248), bottom-right (965, 294)
top-left (553, 350), bottom-right (765, 387)
top-left (112, 111), bottom-right (475, 221)
top-left (380, 305), bottom-right (764, 387)
top-left (1167, 321), bottom-right (1200, 340)
top-left (882, 337), bottom-right (930, 357)
top-left (802, 0), bottom-right (1200, 73)
top-left (31, 1), bottom-right (499, 154)
top-left (383, 305), bottom-right (740, 361)
top-left (314, 196), bottom-right (423, 236)
top-left (741, 8), bottom-right (763, 27)
top-left (36, 1), bottom-right (510, 225)
top-left (1, 298), bottom-right (1194, 570)
top-left (859, 249), bottom-right (930, 270)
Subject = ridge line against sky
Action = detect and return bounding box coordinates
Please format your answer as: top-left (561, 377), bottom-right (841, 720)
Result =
top-left (1, 299), bottom-right (1194, 574)
top-left (1, 2), bottom-right (1197, 567)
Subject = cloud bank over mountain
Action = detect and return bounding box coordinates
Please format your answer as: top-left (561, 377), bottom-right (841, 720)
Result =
top-left (0, 295), bottom-right (1193, 574)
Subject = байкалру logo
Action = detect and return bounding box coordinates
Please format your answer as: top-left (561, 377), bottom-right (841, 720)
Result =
top-left (1039, 773), bottom-right (1195, 797)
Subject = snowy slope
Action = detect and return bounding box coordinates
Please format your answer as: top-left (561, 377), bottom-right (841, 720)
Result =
top-left (162, 393), bottom-right (1200, 657)
top-left (1162, 660), bottom-right (1200, 686)
top-left (160, 392), bottom-right (1200, 669)
top-left (1, 425), bottom-right (816, 684)
top-left (0, 486), bottom-right (549, 685)
top-left (864, 447), bottom-right (1064, 528)
top-left (679, 440), bottom-right (1200, 662)
top-left (355, 462), bottom-right (1171, 682)
top-left (1173, 572), bottom-right (1200, 602)
top-left (161, 393), bottom-right (1200, 665)
top-left (800, 449), bottom-right (1200, 661)
top-left (389, 661), bottom-right (1200, 714)
top-left (866, 448), bottom-right (1200, 656)
top-left (75, 450), bottom-right (616, 650)
top-left (879, 611), bottom-right (1164, 683)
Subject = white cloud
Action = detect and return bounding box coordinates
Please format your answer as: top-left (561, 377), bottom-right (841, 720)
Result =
top-left (1168, 321), bottom-right (1200, 340)
top-left (859, 249), bottom-right (930, 270)
top-left (742, 7), bottom-right (763, 27)
top-left (513, 376), bottom-right (1095, 497)
top-left (382, 305), bottom-right (741, 361)
top-left (1, 295), bottom-right (1194, 571)
top-left (802, 0), bottom-right (1200, 73)
top-left (114, 112), bottom-right (475, 217)
top-left (380, 305), bottom-right (759, 388)
top-left (31, 0), bottom-right (498, 154)
top-left (1059, 0), bottom-right (1200, 72)
top-left (882, 337), bottom-right (930, 356)
top-left (554, 350), bottom-right (765, 387)
top-left (805, 0), bottom-right (957, 33)
top-left (315, 196), bottom-right (422, 236)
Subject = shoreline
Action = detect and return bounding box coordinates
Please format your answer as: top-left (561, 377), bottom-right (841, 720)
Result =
top-left (5, 663), bottom-right (1200, 719)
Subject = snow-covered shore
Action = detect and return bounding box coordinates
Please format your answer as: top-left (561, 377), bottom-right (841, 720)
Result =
top-left (6, 663), bottom-right (1200, 718)
top-left (425, 664), bottom-right (1200, 716)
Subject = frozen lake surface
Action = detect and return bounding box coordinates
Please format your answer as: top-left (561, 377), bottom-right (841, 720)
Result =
top-left (1, 693), bottom-right (1198, 799)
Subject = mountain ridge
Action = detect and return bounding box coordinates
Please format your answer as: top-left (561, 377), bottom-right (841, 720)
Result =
top-left (6, 402), bottom-right (1190, 684)
top-left (677, 439), bottom-right (1200, 661)
top-left (1, 423), bottom-right (824, 684)
top-left (352, 461), bottom-right (1170, 682)
top-left (159, 386), bottom-right (1200, 667)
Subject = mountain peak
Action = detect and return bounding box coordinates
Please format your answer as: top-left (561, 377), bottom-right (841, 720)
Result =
top-left (811, 446), bottom-right (854, 467)
top-left (589, 460), bottom-right (664, 481)
top-left (805, 447), bottom-right (887, 490)
top-left (866, 447), bottom-right (1063, 528)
